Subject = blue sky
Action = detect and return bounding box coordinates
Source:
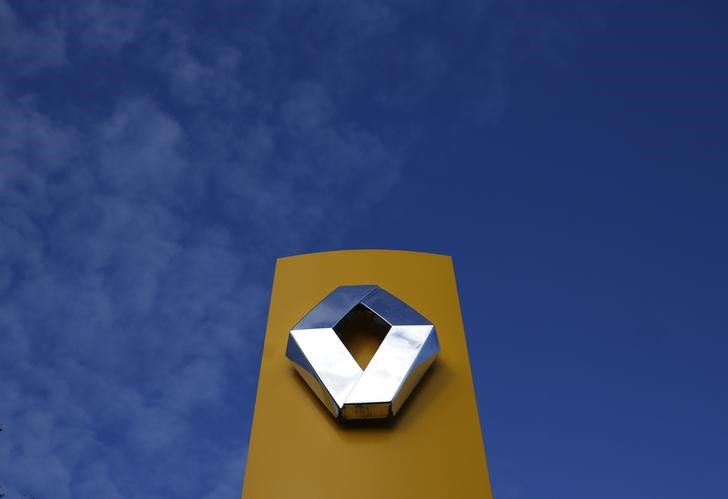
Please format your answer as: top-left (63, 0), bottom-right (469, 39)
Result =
top-left (1, 1), bottom-right (726, 498)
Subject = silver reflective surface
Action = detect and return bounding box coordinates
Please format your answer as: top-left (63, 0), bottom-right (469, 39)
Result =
top-left (285, 285), bottom-right (440, 420)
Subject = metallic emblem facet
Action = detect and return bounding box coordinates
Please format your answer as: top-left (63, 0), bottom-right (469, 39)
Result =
top-left (285, 285), bottom-right (440, 420)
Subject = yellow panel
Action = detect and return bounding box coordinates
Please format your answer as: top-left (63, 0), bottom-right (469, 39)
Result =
top-left (242, 250), bottom-right (492, 499)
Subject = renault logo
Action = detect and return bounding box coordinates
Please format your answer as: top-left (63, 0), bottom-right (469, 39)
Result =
top-left (285, 285), bottom-right (440, 420)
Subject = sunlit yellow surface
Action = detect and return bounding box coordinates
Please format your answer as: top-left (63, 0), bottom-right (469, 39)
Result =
top-left (242, 250), bottom-right (492, 499)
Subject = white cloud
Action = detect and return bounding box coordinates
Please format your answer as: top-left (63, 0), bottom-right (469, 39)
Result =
top-left (0, 1), bottom-right (407, 497)
top-left (72, 0), bottom-right (146, 55)
top-left (0, 0), bottom-right (67, 75)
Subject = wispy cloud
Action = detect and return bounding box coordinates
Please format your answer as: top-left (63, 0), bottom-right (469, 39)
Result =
top-left (0, 1), bottom-right (405, 496)
top-left (0, 0), bottom-right (66, 75)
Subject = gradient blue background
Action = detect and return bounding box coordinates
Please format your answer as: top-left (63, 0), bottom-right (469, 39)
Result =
top-left (1, 1), bottom-right (726, 498)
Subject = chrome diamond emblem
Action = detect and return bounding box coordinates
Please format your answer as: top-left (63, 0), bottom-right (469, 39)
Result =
top-left (285, 285), bottom-right (440, 420)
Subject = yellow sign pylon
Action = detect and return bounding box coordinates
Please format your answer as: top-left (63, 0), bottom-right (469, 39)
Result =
top-left (242, 250), bottom-right (493, 499)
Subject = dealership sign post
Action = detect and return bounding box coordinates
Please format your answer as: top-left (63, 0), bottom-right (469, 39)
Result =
top-left (242, 250), bottom-right (493, 499)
